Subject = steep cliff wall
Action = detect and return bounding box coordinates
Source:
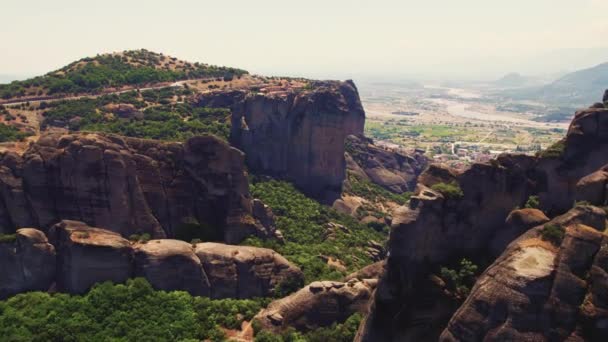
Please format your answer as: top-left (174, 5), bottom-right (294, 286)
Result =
top-left (357, 98), bottom-right (608, 341)
top-left (0, 132), bottom-right (275, 243)
top-left (196, 80), bottom-right (366, 201)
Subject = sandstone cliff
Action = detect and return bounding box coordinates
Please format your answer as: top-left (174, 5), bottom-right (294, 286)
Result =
top-left (1, 220), bottom-right (303, 299)
top-left (196, 80), bottom-right (366, 202)
top-left (357, 97), bottom-right (608, 341)
top-left (441, 205), bottom-right (608, 341)
top-left (0, 132), bottom-right (276, 244)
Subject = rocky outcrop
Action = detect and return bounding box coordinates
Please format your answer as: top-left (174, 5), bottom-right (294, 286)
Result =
top-left (0, 228), bottom-right (55, 298)
top-left (537, 104), bottom-right (608, 214)
top-left (134, 239), bottom-right (210, 296)
top-left (50, 220), bottom-right (132, 294)
top-left (489, 208), bottom-right (549, 257)
top-left (194, 242), bottom-right (303, 299)
top-left (196, 81), bottom-right (365, 202)
top-left (357, 97), bottom-right (608, 341)
top-left (344, 134), bottom-right (428, 193)
top-left (345, 261), bottom-right (385, 282)
top-left (441, 206), bottom-right (608, 341)
top-left (0, 132), bottom-right (275, 243)
top-left (1, 221), bottom-right (301, 299)
top-left (254, 279), bottom-right (374, 333)
top-left (576, 164), bottom-right (608, 206)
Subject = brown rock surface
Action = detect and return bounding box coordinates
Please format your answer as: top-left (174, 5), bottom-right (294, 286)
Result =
top-left (441, 206), bottom-right (608, 341)
top-left (254, 280), bottom-right (374, 333)
top-left (345, 134), bottom-right (428, 193)
top-left (489, 208), bottom-right (550, 256)
top-left (0, 132), bottom-right (274, 243)
top-left (50, 220), bottom-right (132, 294)
top-left (197, 80), bottom-right (366, 202)
top-left (576, 165), bottom-right (608, 206)
top-left (194, 242), bottom-right (303, 299)
top-left (134, 239), bottom-right (210, 296)
top-left (345, 261), bottom-right (385, 281)
top-left (0, 228), bottom-right (55, 299)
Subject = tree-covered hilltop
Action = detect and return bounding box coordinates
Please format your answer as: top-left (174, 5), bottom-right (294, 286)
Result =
top-left (0, 49), bottom-right (248, 99)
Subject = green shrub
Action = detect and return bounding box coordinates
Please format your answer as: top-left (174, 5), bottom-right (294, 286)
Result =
top-left (524, 195), bottom-right (540, 209)
top-left (244, 179), bottom-right (386, 283)
top-left (431, 182), bottom-right (464, 200)
top-left (538, 140), bottom-right (566, 159)
top-left (440, 258), bottom-right (478, 298)
top-left (0, 233), bottom-right (17, 243)
top-left (255, 313), bottom-right (362, 342)
top-left (0, 123), bottom-right (31, 142)
top-left (347, 173), bottom-right (412, 205)
top-left (540, 223), bottom-right (565, 245)
top-left (0, 278), bottom-right (266, 341)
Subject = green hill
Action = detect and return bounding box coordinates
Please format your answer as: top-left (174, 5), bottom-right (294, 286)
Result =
top-left (0, 49), bottom-right (248, 99)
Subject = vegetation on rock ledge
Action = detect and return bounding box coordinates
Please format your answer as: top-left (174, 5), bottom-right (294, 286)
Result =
top-left (245, 179), bottom-right (386, 283)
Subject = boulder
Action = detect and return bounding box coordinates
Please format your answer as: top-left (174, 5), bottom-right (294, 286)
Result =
top-left (345, 261), bottom-right (385, 281)
top-left (194, 242), bottom-right (303, 299)
top-left (134, 239), bottom-right (210, 296)
top-left (576, 165), bottom-right (608, 205)
top-left (254, 280), bottom-right (374, 333)
top-left (0, 228), bottom-right (55, 299)
top-left (50, 220), bottom-right (132, 294)
top-left (489, 208), bottom-right (549, 256)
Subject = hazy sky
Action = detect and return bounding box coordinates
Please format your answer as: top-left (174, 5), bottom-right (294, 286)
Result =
top-left (1, 0), bottom-right (608, 81)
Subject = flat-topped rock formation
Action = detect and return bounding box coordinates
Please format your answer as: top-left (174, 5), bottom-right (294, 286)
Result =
top-left (196, 80), bottom-right (366, 202)
top-left (0, 132), bottom-right (276, 244)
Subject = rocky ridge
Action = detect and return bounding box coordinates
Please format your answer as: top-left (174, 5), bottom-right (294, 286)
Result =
top-left (1, 220), bottom-right (302, 299)
top-left (0, 132), bottom-right (276, 244)
top-left (357, 97), bottom-right (608, 341)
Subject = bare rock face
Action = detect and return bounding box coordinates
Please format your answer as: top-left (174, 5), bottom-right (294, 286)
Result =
top-left (537, 105), bottom-right (608, 214)
top-left (0, 228), bottom-right (55, 299)
top-left (0, 132), bottom-right (274, 243)
top-left (194, 242), bottom-right (303, 299)
top-left (441, 206), bottom-right (608, 341)
top-left (344, 261), bottom-right (385, 282)
top-left (344, 134), bottom-right (429, 193)
top-left (576, 164), bottom-right (608, 205)
top-left (134, 239), bottom-right (210, 296)
top-left (196, 81), bottom-right (366, 202)
top-left (254, 280), bottom-right (374, 333)
top-left (50, 220), bottom-right (132, 294)
top-left (489, 208), bottom-right (550, 256)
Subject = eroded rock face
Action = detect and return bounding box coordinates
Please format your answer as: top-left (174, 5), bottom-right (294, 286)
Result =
top-left (254, 280), bottom-right (374, 333)
top-left (50, 220), bottom-right (132, 294)
top-left (194, 242), bottom-right (303, 299)
top-left (0, 132), bottom-right (274, 243)
top-left (196, 81), bottom-right (365, 202)
top-left (134, 239), bottom-right (210, 296)
top-left (344, 134), bottom-right (429, 193)
top-left (0, 228), bottom-right (55, 299)
top-left (537, 105), bottom-right (608, 214)
top-left (441, 206), bottom-right (608, 341)
top-left (489, 208), bottom-right (549, 256)
top-left (2, 221), bottom-right (303, 299)
top-left (576, 164), bottom-right (608, 206)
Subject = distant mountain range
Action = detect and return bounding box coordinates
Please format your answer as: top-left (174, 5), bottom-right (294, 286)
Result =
top-left (501, 62), bottom-right (608, 107)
